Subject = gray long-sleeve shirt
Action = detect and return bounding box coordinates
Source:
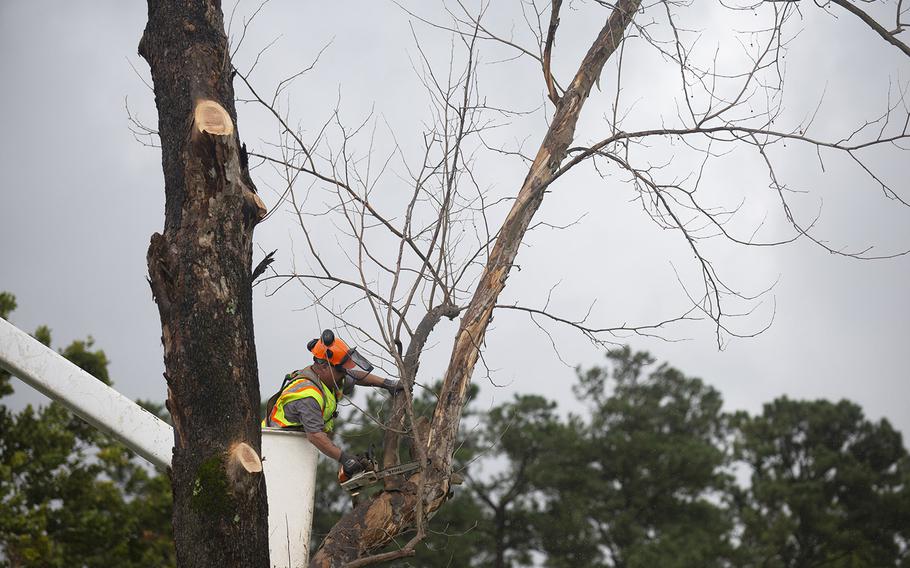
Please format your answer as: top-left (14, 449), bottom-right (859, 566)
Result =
top-left (281, 396), bottom-right (326, 433)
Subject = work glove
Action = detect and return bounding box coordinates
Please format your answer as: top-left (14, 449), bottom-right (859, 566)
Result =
top-left (382, 378), bottom-right (404, 395)
top-left (339, 450), bottom-right (366, 478)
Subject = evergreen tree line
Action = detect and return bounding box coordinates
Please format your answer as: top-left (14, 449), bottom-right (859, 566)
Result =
top-left (1, 292), bottom-right (908, 567)
top-left (0, 293), bottom-right (173, 567)
top-left (323, 349), bottom-right (910, 568)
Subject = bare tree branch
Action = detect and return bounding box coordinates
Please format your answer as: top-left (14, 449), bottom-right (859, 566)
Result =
top-left (826, 0), bottom-right (910, 58)
top-left (543, 0), bottom-right (564, 105)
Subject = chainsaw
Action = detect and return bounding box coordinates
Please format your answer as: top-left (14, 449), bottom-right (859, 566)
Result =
top-left (338, 445), bottom-right (419, 496)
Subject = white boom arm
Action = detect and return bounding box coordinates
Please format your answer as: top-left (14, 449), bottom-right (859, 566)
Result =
top-left (0, 316), bottom-right (173, 468)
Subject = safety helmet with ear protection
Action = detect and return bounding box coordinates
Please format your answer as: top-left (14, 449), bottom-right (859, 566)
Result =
top-left (307, 329), bottom-right (375, 396)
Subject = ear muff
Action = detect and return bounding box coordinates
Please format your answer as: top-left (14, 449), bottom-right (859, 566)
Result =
top-left (306, 338), bottom-right (319, 351)
top-left (321, 329), bottom-right (335, 346)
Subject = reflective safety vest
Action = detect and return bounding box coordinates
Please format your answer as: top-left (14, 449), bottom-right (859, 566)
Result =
top-left (262, 367), bottom-right (340, 432)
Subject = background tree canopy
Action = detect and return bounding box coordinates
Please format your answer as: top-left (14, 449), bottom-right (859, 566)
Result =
top-left (0, 293), bottom-right (174, 568)
top-left (2, 292), bottom-right (908, 566)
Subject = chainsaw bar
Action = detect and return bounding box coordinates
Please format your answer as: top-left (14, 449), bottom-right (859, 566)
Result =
top-left (340, 461), bottom-right (420, 495)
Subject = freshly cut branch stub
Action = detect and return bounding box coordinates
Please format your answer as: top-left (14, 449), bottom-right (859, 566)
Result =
top-left (225, 442), bottom-right (262, 500)
top-left (194, 100), bottom-right (234, 136)
top-left (229, 441), bottom-right (262, 473)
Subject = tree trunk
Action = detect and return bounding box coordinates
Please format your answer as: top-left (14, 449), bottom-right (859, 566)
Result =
top-left (312, 0), bottom-right (641, 565)
top-left (494, 507), bottom-right (506, 568)
top-left (139, 1), bottom-right (269, 566)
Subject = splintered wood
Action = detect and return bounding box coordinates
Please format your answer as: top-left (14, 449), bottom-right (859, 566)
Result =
top-left (245, 190), bottom-right (267, 221)
top-left (194, 100), bottom-right (233, 136)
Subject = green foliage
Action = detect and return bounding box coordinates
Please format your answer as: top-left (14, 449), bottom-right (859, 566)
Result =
top-left (32, 326), bottom-right (51, 349)
top-left (539, 347), bottom-right (737, 567)
top-left (4, 292), bottom-right (907, 567)
top-left (310, 347), bottom-right (910, 568)
top-left (470, 394), bottom-right (570, 568)
top-left (0, 293), bottom-right (174, 567)
top-left (0, 293), bottom-right (15, 319)
top-left (60, 338), bottom-right (111, 386)
top-left (734, 397), bottom-right (910, 567)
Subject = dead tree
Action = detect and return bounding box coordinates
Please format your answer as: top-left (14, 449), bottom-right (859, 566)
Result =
top-left (238, 0), bottom-right (908, 565)
top-left (139, 1), bottom-right (268, 566)
top-left (133, 0), bottom-right (908, 565)
top-left (279, 0), bottom-right (649, 564)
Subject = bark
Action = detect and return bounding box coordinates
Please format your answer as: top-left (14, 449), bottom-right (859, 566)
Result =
top-left (381, 303), bottom-right (460, 472)
top-left (312, 0), bottom-right (641, 565)
top-left (139, 1), bottom-right (269, 566)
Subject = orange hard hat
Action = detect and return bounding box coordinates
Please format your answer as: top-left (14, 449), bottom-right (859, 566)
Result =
top-left (307, 329), bottom-right (374, 375)
top-left (307, 329), bottom-right (375, 396)
top-left (307, 329), bottom-right (353, 368)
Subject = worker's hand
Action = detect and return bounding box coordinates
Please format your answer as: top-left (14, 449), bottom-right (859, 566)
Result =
top-left (339, 450), bottom-right (366, 478)
top-left (382, 378), bottom-right (404, 395)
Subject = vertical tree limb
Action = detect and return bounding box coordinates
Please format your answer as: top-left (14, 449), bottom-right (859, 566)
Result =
top-left (543, 0), bottom-right (563, 105)
top-left (427, 0), bottom-right (642, 476)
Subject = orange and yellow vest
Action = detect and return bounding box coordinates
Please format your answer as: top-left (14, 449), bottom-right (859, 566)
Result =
top-left (262, 367), bottom-right (340, 432)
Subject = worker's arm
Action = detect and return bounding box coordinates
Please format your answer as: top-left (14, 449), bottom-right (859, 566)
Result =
top-left (307, 431), bottom-right (366, 477)
top-left (306, 431), bottom-right (342, 461)
top-left (282, 398), bottom-right (364, 475)
top-left (353, 371), bottom-right (385, 387)
top-left (351, 370), bottom-right (403, 393)
top-left (284, 399), bottom-right (345, 462)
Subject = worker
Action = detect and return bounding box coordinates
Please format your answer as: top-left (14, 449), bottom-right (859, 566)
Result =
top-left (262, 329), bottom-right (403, 479)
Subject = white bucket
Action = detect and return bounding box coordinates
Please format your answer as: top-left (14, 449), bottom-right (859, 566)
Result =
top-left (261, 427), bottom-right (319, 567)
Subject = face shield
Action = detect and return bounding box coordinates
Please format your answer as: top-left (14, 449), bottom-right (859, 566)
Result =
top-left (340, 348), bottom-right (375, 382)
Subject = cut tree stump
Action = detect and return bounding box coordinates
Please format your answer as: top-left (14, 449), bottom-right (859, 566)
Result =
top-left (194, 100), bottom-right (233, 136)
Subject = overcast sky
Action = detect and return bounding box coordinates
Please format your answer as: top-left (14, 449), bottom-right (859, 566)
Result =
top-left (1, 1), bottom-right (908, 440)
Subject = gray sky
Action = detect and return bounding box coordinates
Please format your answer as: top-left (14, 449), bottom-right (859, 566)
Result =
top-left (1, 1), bottom-right (908, 439)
